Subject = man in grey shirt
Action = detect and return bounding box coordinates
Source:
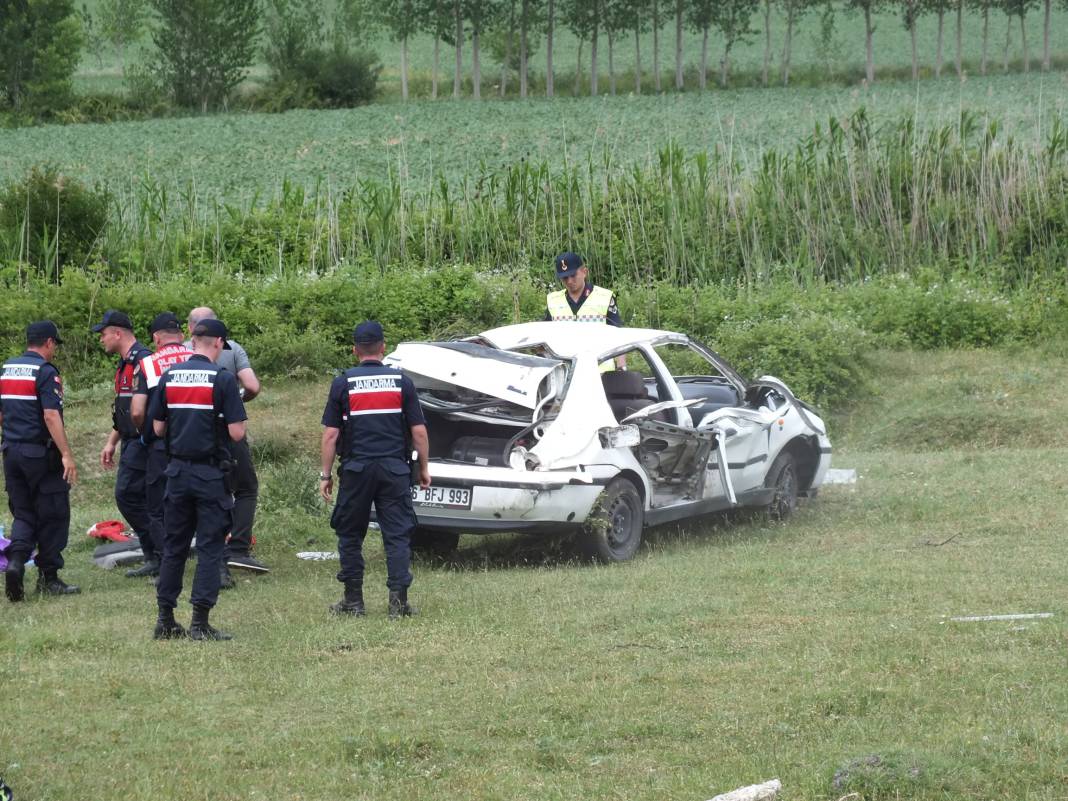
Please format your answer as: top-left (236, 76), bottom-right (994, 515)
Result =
top-left (187, 307), bottom-right (268, 583)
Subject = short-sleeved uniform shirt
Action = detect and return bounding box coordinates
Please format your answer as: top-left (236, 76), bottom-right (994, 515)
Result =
top-left (0, 351), bottom-right (64, 444)
top-left (147, 354), bottom-right (247, 461)
top-left (322, 360), bottom-right (425, 464)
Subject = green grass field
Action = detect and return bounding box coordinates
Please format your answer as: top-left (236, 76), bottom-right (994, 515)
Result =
top-left (2, 346), bottom-right (1067, 800)
top-left (3, 72), bottom-right (1067, 200)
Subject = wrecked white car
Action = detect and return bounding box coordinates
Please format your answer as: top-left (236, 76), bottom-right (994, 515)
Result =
top-left (384, 322), bottom-right (832, 562)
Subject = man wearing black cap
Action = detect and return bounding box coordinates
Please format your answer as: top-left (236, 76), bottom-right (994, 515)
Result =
top-left (544, 252), bottom-right (623, 326)
top-left (92, 310), bottom-right (154, 577)
top-left (2, 321), bottom-right (79, 602)
top-left (129, 312), bottom-right (194, 579)
top-left (319, 320), bottom-right (430, 619)
top-left (148, 318), bottom-right (247, 640)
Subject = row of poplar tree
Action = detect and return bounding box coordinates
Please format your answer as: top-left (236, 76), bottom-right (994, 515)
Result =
top-left (380, 0), bottom-right (1066, 98)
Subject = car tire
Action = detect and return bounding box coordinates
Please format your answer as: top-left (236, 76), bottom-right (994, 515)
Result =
top-left (409, 527), bottom-right (460, 556)
top-left (764, 451), bottom-right (799, 522)
top-left (581, 478), bottom-right (644, 563)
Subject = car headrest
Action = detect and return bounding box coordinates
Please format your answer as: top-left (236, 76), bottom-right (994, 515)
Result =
top-left (601, 369), bottom-right (647, 398)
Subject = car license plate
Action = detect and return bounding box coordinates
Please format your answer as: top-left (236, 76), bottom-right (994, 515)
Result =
top-left (411, 485), bottom-right (472, 510)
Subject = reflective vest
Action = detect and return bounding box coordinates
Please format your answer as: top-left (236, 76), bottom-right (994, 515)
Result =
top-left (139, 343), bottom-right (194, 445)
top-left (547, 286), bottom-right (614, 323)
top-left (160, 358), bottom-right (227, 461)
top-left (339, 363), bottom-right (410, 462)
top-left (0, 353), bottom-right (61, 444)
top-left (113, 341), bottom-right (151, 439)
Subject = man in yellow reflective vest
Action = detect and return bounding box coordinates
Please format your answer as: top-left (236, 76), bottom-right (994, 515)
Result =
top-left (544, 252), bottom-right (623, 327)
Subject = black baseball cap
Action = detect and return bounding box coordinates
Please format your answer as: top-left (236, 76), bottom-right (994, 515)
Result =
top-left (554, 252), bottom-right (584, 279)
top-left (191, 318), bottom-right (232, 349)
top-left (353, 320), bottom-right (385, 344)
top-left (149, 311), bottom-right (182, 335)
top-left (91, 309), bottom-right (133, 333)
top-left (27, 320), bottom-right (63, 344)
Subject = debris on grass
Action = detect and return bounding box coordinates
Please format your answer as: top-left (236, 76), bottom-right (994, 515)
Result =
top-left (947, 612), bottom-right (1052, 623)
top-left (706, 777), bottom-right (781, 801)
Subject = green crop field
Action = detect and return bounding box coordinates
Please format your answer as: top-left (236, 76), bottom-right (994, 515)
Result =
top-left (2, 348), bottom-right (1067, 800)
top-left (2, 72), bottom-right (1067, 201)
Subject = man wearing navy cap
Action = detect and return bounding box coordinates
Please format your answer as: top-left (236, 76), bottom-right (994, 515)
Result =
top-left (544, 252), bottom-right (623, 326)
top-left (2, 321), bottom-right (79, 602)
top-left (320, 321), bottom-right (430, 619)
top-left (148, 318), bottom-right (246, 640)
top-left (92, 309), bottom-right (154, 576)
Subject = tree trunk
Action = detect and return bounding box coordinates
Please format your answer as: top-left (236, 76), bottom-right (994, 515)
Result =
top-left (520, 0), bottom-right (529, 97)
top-left (762, 0), bottom-right (772, 86)
top-left (653, 0), bottom-right (661, 91)
top-left (935, 8), bottom-right (944, 77)
top-left (910, 18), bottom-right (918, 80)
top-left (782, 4), bottom-right (794, 86)
top-left (980, 6), bottom-right (989, 75)
top-left (502, 0), bottom-right (515, 96)
top-left (1042, 0), bottom-right (1051, 71)
top-left (675, 0), bottom-right (684, 89)
top-left (546, 0), bottom-right (555, 96)
top-left (432, 35), bottom-right (440, 99)
top-left (1020, 13), bottom-right (1029, 72)
top-left (701, 25), bottom-right (709, 89)
top-left (608, 29), bottom-right (616, 94)
top-left (955, 0), bottom-right (963, 77)
top-left (401, 36), bottom-right (409, 101)
top-left (1003, 13), bottom-right (1011, 73)
top-left (473, 27), bottom-right (482, 98)
top-left (720, 43), bottom-right (730, 88)
top-left (574, 38), bottom-right (583, 95)
top-left (591, 23), bottom-right (599, 95)
top-left (634, 21), bottom-right (642, 93)
top-left (864, 4), bottom-right (874, 83)
top-left (454, 1), bottom-right (464, 98)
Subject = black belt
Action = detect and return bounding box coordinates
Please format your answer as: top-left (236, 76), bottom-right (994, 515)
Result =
top-left (170, 456), bottom-right (217, 465)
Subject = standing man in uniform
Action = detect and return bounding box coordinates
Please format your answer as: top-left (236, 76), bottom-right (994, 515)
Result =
top-left (319, 321), bottom-right (430, 619)
top-left (129, 312), bottom-right (194, 579)
top-left (92, 310), bottom-right (154, 577)
top-left (2, 321), bottom-right (79, 602)
top-left (186, 306), bottom-right (267, 583)
top-left (544, 252), bottom-right (623, 326)
top-left (149, 319), bottom-right (247, 640)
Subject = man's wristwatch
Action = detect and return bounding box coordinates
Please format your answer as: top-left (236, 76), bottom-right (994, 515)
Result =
top-left (318, 473), bottom-right (331, 481)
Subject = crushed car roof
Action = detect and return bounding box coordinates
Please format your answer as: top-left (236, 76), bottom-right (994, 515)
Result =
top-left (479, 322), bottom-right (687, 358)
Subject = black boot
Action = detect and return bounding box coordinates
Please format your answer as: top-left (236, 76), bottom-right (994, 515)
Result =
top-left (388, 588), bottom-right (416, 620)
top-left (188, 604), bottom-right (232, 641)
top-left (4, 555), bottom-right (25, 602)
top-left (219, 566), bottom-right (235, 590)
top-left (153, 606), bottom-right (187, 640)
top-left (330, 582), bottom-right (365, 616)
top-left (37, 572), bottom-right (80, 596)
top-left (126, 558), bottom-right (161, 578)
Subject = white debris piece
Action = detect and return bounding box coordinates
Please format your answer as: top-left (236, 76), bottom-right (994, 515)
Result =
top-left (707, 778), bottom-right (782, 801)
top-left (823, 468), bottom-right (857, 485)
top-left (296, 551), bottom-right (340, 561)
top-left (949, 613), bottom-right (1052, 623)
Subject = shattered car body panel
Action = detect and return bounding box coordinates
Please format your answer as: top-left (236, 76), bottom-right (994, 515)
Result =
top-left (385, 322), bottom-right (832, 557)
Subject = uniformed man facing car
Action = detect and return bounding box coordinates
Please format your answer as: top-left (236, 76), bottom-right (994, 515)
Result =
top-left (319, 321), bottom-right (430, 619)
top-left (2, 321), bottom-right (79, 602)
top-left (92, 310), bottom-right (154, 577)
top-left (148, 318), bottom-right (247, 640)
top-left (544, 252), bottom-right (623, 326)
top-left (129, 312), bottom-right (194, 579)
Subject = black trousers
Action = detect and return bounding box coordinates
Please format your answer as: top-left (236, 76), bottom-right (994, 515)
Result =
top-left (331, 458), bottom-right (416, 591)
top-left (224, 436), bottom-right (258, 557)
top-left (115, 437), bottom-right (151, 558)
top-left (144, 442), bottom-right (169, 560)
top-left (2, 444), bottom-right (70, 575)
top-left (156, 460), bottom-right (234, 611)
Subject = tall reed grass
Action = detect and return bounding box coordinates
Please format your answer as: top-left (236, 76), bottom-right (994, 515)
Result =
top-left (4, 109), bottom-right (1067, 288)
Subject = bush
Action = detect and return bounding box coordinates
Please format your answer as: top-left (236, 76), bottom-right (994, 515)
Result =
top-left (0, 0), bottom-right (83, 116)
top-left (0, 166), bottom-right (111, 277)
top-left (253, 47), bottom-right (380, 111)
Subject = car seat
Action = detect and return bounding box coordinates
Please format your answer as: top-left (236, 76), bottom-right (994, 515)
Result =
top-left (601, 370), bottom-right (657, 422)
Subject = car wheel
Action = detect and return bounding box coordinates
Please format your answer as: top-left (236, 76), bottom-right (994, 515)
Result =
top-left (765, 452), bottom-right (798, 522)
top-left (409, 527), bottom-right (460, 556)
top-left (581, 478), bottom-right (644, 563)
